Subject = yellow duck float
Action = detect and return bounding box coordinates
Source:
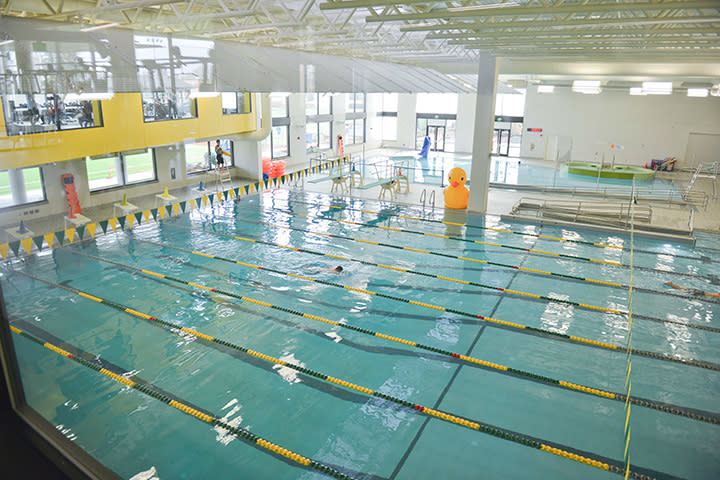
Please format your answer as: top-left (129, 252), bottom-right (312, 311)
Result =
top-left (444, 167), bottom-right (469, 209)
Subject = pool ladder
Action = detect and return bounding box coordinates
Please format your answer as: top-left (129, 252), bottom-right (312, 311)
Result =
top-left (420, 189), bottom-right (436, 210)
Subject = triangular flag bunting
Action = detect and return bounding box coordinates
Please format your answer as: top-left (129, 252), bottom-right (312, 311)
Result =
top-left (0, 243), bottom-right (7, 260)
top-left (108, 218), bottom-right (118, 232)
top-left (76, 225), bottom-right (86, 240)
top-left (87, 223), bottom-right (97, 239)
top-left (9, 241), bottom-right (20, 257)
top-left (234, 187), bottom-right (240, 198)
top-left (158, 207), bottom-right (165, 219)
top-left (222, 191), bottom-right (228, 201)
top-left (134, 212), bottom-right (143, 225)
top-left (44, 233), bottom-right (55, 249)
top-left (189, 199), bottom-right (196, 210)
top-left (117, 216), bottom-right (126, 229)
top-left (208, 194), bottom-right (215, 205)
top-left (142, 210), bottom-right (150, 223)
top-left (273, 178), bottom-right (278, 187)
top-left (180, 201), bottom-right (187, 213)
top-left (56, 230), bottom-right (65, 245)
top-left (125, 214), bottom-right (134, 228)
top-left (32, 235), bottom-right (44, 250)
top-left (151, 208), bottom-right (158, 221)
top-left (244, 185), bottom-right (250, 195)
top-left (202, 195), bottom-right (208, 206)
top-left (216, 192), bottom-right (222, 203)
top-left (65, 228), bottom-right (76, 243)
top-left (304, 168), bottom-right (309, 176)
top-left (99, 219), bottom-right (109, 234)
top-left (21, 237), bottom-right (33, 255)
top-left (280, 175), bottom-right (286, 184)
top-left (172, 203), bottom-right (180, 215)
top-left (165, 205), bottom-right (173, 217)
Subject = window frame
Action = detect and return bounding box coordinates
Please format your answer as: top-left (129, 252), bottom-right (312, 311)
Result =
top-left (86, 149), bottom-right (159, 193)
top-left (0, 167), bottom-right (48, 210)
top-left (222, 92), bottom-right (253, 115)
top-left (141, 91), bottom-right (198, 123)
top-left (345, 92), bottom-right (366, 145)
top-left (2, 94), bottom-right (105, 137)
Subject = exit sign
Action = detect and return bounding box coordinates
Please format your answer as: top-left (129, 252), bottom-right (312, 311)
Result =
top-left (527, 128), bottom-right (542, 132)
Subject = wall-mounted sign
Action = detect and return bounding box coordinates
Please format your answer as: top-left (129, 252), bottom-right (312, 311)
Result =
top-left (527, 128), bottom-right (543, 132)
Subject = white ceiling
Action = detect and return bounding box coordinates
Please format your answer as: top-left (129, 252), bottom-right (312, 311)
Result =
top-left (2, 0), bottom-right (719, 89)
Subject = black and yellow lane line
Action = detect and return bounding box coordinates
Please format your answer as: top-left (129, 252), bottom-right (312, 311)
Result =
top-left (63, 247), bottom-right (720, 373)
top-left (3, 285), bottom-right (695, 479)
top-left (12, 267), bottom-right (720, 425)
top-left (239, 201), bottom-right (716, 281)
top-left (6, 320), bottom-right (359, 480)
top-left (160, 223), bottom-right (720, 333)
top-left (276, 192), bottom-right (720, 265)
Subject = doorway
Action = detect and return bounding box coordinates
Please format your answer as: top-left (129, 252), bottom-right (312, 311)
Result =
top-left (493, 129), bottom-right (510, 156)
top-left (427, 125), bottom-right (445, 152)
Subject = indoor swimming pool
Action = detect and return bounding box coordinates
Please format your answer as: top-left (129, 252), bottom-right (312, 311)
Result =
top-left (1, 189), bottom-right (718, 480)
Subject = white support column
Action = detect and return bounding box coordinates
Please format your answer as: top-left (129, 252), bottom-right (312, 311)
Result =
top-left (468, 54), bottom-right (499, 214)
top-left (8, 169), bottom-right (27, 205)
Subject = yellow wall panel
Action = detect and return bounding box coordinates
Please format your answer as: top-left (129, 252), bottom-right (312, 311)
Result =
top-left (0, 93), bottom-right (257, 170)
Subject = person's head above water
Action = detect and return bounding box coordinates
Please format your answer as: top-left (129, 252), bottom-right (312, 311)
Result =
top-left (334, 266), bottom-right (343, 272)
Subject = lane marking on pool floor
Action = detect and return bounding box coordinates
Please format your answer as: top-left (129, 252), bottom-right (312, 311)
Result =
top-left (6, 320), bottom-right (359, 480)
top-left (4, 283), bottom-right (689, 479)
top-left (61, 247), bottom-right (720, 373)
top-left (14, 266), bottom-right (717, 424)
top-left (240, 200), bottom-right (715, 282)
top-left (162, 223), bottom-right (720, 332)
top-left (276, 191), bottom-right (719, 265)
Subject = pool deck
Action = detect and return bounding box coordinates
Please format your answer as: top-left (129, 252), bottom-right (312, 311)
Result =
top-left (0, 151), bottom-right (718, 248)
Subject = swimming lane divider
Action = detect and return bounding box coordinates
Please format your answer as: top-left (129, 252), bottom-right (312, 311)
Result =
top-left (280, 193), bottom-right (718, 265)
top-left (67, 243), bottom-right (719, 373)
top-left (18, 263), bottom-right (718, 426)
top-left (3, 275), bottom-right (692, 478)
top-left (7, 322), bottom-right (356, 480)
top-left (242, 202), bottom-right (717, 283)
top-left (160, 224), bottom-right (720, 333)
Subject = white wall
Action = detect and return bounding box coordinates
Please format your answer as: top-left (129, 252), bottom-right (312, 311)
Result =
top-left (521, 86), bottom-right (720, 167)
top-left (382, 94), bottom-right (417, 149)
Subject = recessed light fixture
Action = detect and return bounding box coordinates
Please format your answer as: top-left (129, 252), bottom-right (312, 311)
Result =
top-left (538, 85), bottom-right (554, 93)
top-left (642, 81), bottom-right (672, 95)
top-left (572, 80), bottom-right (601, 94)
top-left (629, 87), bottom-right (646, 96)
top-left (687, 88), bottom-right (708, 97)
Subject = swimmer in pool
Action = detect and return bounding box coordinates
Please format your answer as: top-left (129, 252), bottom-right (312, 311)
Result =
top-left (664, 281), bottom-right (720, 299)
top-left (305, 265), bottom-right (343, 274)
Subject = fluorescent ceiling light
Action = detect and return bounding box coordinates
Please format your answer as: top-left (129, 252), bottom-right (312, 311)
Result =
top-left (0, 40), bottom-right (14, 46)
top-left (642, 81), bottom-right (672, 95)
top-left (537, 85), bottom-right (554, 93)
top-left (79, 92), bottom-right (114, 101)
top-left (687, 88), bottom-right (708, 97)
top-left (572, 80), bottom-right (601, 94)
top-left (629, 87), bottom-right (646, 96)
top-left (80, 22), bottom-right (120, 32)
top-left (190, 91), bottom-right (220, 99)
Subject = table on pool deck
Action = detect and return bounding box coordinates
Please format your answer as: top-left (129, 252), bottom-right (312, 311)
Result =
top-left (154, 193), bottom-right (177, 207)
top-left (113, 202), bottom-right (138, 217)
top-left (5, 225), bottom-right (35, 240)
top-left (63, 214), bottom-right (92, 230)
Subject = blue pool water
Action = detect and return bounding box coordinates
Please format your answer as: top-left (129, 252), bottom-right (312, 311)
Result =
top-left (2, 189), bottom-right (719, 480)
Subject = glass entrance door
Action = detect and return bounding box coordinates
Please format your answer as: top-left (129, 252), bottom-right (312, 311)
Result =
top-left (493, 129), bottom-right (510, 156)
top-left (427, 125), bottom-right (445, 151)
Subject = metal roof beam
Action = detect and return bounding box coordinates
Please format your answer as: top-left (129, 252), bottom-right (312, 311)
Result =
top-left (41, 0), bottom-right (185, 19)
top-left (364, 1), bottom-right (720, 23)
top-left (429, 26), bottom-right (720, 40)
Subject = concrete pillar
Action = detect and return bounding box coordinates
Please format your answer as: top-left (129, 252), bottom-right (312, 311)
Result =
top-left (396, 93), bottom-right (417, 149)
top-left (468, 55), bottom-right (499, 214)
top-left (8, 169), bottom-right (28, 205)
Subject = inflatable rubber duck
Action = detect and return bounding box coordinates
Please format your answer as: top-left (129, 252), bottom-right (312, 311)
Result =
top-left (444, 167), bottom-right (469, 209)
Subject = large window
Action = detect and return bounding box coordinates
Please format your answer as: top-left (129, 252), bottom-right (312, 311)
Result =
top-left (185, 139), bottom-right (234, 175)
top-left (86, 150), bottom-right (157, 192)
top-left (261, 93), bottom-right (291, 159)
top-left (222, 92), bottom-right (252, 115)
top-left (3, 93), bottom-right (104, 136)
top-left (379, 93), bottom-right (398, 142)
top-left (142, 91), bottom-right (196, 122)
top-left (0, 167), bottom-right (46, 208)
top-left (305, 93), bottom-right (333, 151)
top-left (345, 92), bottom-right (366, 145)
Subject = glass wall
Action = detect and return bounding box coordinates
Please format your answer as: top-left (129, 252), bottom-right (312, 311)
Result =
top-left (345, 92), bottom-right (366, 145)
top-left (222, 92), bottom-right (252, 115)
top-left (261, 93), bottom-right (291, 159)
top-left (3, 94), bottom-right (104, 136)
top-left (141, 91), bottom-right (196, 122)
top-left (380, 93), bottom-right (398, 142)
top-left (185, 139), bottom-right (233, 175)
top-left (305, 93), bottom-right (332, 151)
top-left (85, 150), bottom-right (157, 192)
top-left (0, 167), bottom-right (46, 208)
